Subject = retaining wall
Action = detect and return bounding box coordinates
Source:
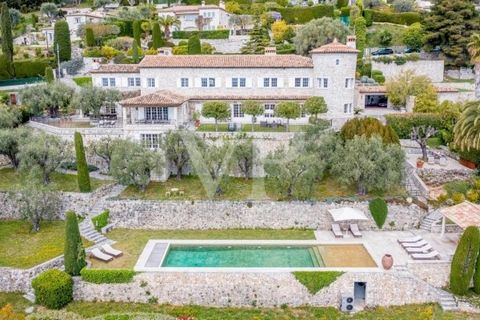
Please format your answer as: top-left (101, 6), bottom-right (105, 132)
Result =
top-left (371, 60), bottom-right (444, 83)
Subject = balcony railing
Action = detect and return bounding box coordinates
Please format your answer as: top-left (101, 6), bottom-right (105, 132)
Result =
top-left (131, 119), bottom-right (173, 125)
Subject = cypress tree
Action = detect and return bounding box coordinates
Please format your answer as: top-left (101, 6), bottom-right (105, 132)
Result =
top-left (152, 22), bottom-right (164, 49)
top-left (1, 2), bottom-right (14, 77)
top-left (133, 20), bottom-right (141, 46)
top-left (132, 40), bottom-right (139, 63)
top-left (85, 27), bottom-right (95, 47)
top-left (74, 132), bottom-right (91, 192)
top-left (450, 226), bottom-right (480, 295)
top-left (64, 211), bottom-right (86, 276)
top-left (188, 34), bottom-right (201, 54)
top-left (45, 66), bottom-right (54, 83)
top-left (53, 20), bottom-right (72, 62)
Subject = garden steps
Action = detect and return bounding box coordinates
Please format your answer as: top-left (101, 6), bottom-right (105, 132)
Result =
top-left (23, 290), bottom-right (35, 303)
top-left (437, 291), bottom-right (458, 311)
top-left (420, 210), bottom-right (443, 232)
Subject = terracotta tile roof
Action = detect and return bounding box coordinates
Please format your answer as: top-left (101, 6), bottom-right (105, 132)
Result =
top-left (311, 39), bottom-right (359, 54)
top-left (357, 85), bottom-right (459, 94)
top-left (90, 64), bottom-right (140, 74)
top-left (158, 5), bottom-right (223, 13)
top-left (441, 201), bottom-right (480, 229)
top-left (120, 90), bottom-right (187, 106)
top-left (121, 90), bottom-right (141, 99)
top-left (138, 55), bottom-right (314, 68)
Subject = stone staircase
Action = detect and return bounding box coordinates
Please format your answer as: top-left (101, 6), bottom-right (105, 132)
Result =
top-left (437, 290), bottom-right (458, 311)
top-left (420, 210), bottom-right (443, 232)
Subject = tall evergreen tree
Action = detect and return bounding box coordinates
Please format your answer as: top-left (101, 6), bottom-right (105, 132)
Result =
top-left (241, 22), bottom-right (270, 54)
top-left (188, 34), bottom-right (201, 54)
top-left (450, 226), bottom-right (480, 295)
top-left (64, 211), bottom-right (86, 276)
top-left (74, 132), bottom-right (91, 192)
top-left (53, 20), bottom-right (72, 62)
top-left (1, 2), bottom-right (14, 77)
top-left (85, 27), bottom-right (95, 47)
top-left (45, 66), bottom-right (54, 83)
top-left (132, 40), bottom-right (140, 63)
top-left (133, 20), bottom-right (141, 46)
top-left (151, 22), bottom-right (164, 49)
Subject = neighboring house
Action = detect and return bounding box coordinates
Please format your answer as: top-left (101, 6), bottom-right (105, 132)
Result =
top-left (65, 11), bottom-right (105, 41)
top-left (90, 37), bottom-right (358, 144)
top-left (158, 1), bottom-right (229, 31)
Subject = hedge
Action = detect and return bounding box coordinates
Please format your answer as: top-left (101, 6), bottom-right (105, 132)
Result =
top-left (369, 198), bottom-right (388, 229)
top-left (385, 113), bottom-right (445, 139)
top-left (32, 270), bottom-right (73, 309)
top-left (80, 268), bottom-right (135, 284)
top-left (172, 30), bottom-right (229, 39)
top-left (450, 226), bottom-right (480, 295)
top-left (363, 9), bottom-right (421, 26)
top-left (92, 209), bottom-right (109, 232)
top-left (0, 58), bottom-right (56, 80)
top-left (72, 76), bottom-right (93, 87)
top-left (278, 5), bottom-right (334, 24)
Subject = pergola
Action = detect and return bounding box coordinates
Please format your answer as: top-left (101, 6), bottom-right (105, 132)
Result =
top-left (440, 201), bottom-right (480, 237)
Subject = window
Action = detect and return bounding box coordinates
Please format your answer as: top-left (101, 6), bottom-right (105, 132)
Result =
top-left (336, 59), bottom-right (340, 65)
top-left (295, 78), bottom-right (301, 87)
top-left (232, 78), bottom-right (246, 87)
top-left (145, 107), bottom-right (168, 121)
top-left (128, 77), bottom-right (140, 87)
top-left (75, 18), bottom-right (80, 23)
top-left (271, 78), bottom-right (277, 87)
top-left (294, 78), bottom-right (309, 87)
top-left (147, 78), bottom-right (156, 87)
top-left (345, 78), bottom-right (354, 89)
top-left (181, 78), bottom-right (189, 87)
top-left (264, 103), bottom-right (275, 117)
top-left (141, 134), bottom-right (161, 149)
top-left (201, 77), bottom-right (215, 87)
top-left (263, 78), bottom-right (278, 87)
top-left (344, 103), bottom-right (353, 114)
top-left (233, 103), bottom-right (244, 118)
top-left (302, 78), bottom-right (309, 87)
top-left (102, 78), bottom-right (108, 87)
top-left (135, 77), bottom-right (141, 87)
top-left (109, 78), bottom-right (116, 87)
top-left (318, 78), bottom-right (328, 88)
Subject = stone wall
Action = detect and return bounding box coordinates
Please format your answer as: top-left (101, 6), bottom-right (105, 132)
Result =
top-left (73, 271), bottom-right (439, 307)
top-left (172, 36), bottom-right (249, 54)
top-left (105, 200), bottom-right (425, 231)
top-left (371, 59), bottom-right (444, 83)
top-left (407, 262), bottom-right (450, 288)
top-left (418, 168), bottom-right (473, 187)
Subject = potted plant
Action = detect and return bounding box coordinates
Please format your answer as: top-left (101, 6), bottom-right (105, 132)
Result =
top-left (192, 111), bottom-right (201, 128)
top-left (416, 159), bottom-right (424, 168)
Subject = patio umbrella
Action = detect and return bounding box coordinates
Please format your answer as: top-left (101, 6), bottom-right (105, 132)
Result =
top-left (328, 207), bottom-right (368, 232)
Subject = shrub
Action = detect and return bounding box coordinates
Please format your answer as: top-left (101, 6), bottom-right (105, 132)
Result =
top-left (450, 226), bottom-right (480, 295)
top-left (45, 66), bottom-right (54, 83)
top-left (466, 190), bottom-right (479, 203)
top-left (91, 209), bottom-right (109, 232)
top-left (172, 30), bottom-right (229, 39)
top-left (363, 9), bottom-right (421, 26)
top-left (340, 117), bottom-right (399, 144)
top-left (187, 34), bottom-right (201, 54)
top-left (60, 57), bottom-right (84, 76)
top-left (444, 180), bottom-right (470, 196)
top-left (32, 270), bottom-right (73, 309)
top-left (277, 5), bottom-right (334, 24)
top-left (8, 58), bottom-right (55, 79)
top-left (385, 113), bottom-right (445, 139)
top-left (293, 271), bottom-right (343, 294)
top-left (452, 192), bottom-right (466, 204)
top-left (369, 198), bottom-right (388, 229)
top-left (340, 6), bottom-right (350, 17)
top-left (72, 76), bottom-right (92, 87)
top-left (371, 70), bottom-right (385, 84)
top-left (80, 268), bottom-right (135, 284)
top-left (74, 132), bottom-right (91, 192)
top-left (85, 27), bottom-right (95, 47)
top-left (60, 161), bottom-right (98, 172)
top-left (64, 211), bottom-right (86, 276)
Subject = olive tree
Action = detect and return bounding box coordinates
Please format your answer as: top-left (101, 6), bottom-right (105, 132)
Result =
top-left (0, 127), bottom-right (30, 169)
top-left (89, 137), bottom-right (122, 173)
top-left (20, 82), bottom-right (74, 116)
top-left (201, 101), bottom-right (230, 132)
top-left (385, 70), bottom-right (436, 109)
top-left (231, 138), bottom-right (258, 179)
top-left (0, 105), bottom-right (20, 129)
top-left (241, 101), bottom-right (263, 132)
top-left (275, 101), bottom-right (301, 132)
top-left (73, 87), bottom-right (121, 116)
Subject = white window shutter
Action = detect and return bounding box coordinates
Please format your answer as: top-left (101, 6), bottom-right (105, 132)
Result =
top-left (258, 78), bottom-right (264, 87)
top-left (246, 78), bottom-right (252, 88)
top-left (194, 78), bottom-right (201, 87)
top-left (277, 78), bottom-right (284, 88)
top-left (226, 77), bottom-right (232, 88)
top-left (176, 78), bottom-right (181, 88)
top-left (216, 77), bottom-right (221, 88)
top-left (137, 107), bottom-right (145, 120)
top-left (289, 78), bottom-right (295, 87)
top-left (189, 77), bottom-right (193, 88)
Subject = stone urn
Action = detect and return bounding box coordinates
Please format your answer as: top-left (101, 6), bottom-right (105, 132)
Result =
top-left (382, 254), bottom-right (393, 270)
top-left (416, 159), bottom-right (424, 169)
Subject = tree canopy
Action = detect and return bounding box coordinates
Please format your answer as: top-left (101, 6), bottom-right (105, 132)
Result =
top-left (201, 101), bottom-right (230, 132)
top-left (385, 70), bottom-right (436, 109)
top-left (275, 101), bottom-right (301, 131)
top-left (340, 117), bottom-right (400, 144)
top-left (54, 20), bottom-right (72, 62)
top-left (20, 82), bottom-right (74, 116)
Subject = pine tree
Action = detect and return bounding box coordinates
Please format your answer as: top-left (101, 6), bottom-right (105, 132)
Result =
top-left (241, 22), bottom-right (270, 54)
top-left (85, 27), bottom-right (95, 47)
top-left (133, 20), bottom-right (141, 46)
top-left (64, 211), bottom-right (86, 276)
top-left (188, 34), bottom-right (201, 54)
top-left (53, 20), bottom-right (71, 62)
top-left (74, 132), bottom-right (91, 192)
top-left (1, 2), bottom-right (14, 77)
top-left (45, 66), bottom-right (54, 83)
top-left (151, 22), bottom-right (164, 49)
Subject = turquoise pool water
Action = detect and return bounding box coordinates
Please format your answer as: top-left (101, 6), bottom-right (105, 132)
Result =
top-left (162, 245), bottom-right (323, 268)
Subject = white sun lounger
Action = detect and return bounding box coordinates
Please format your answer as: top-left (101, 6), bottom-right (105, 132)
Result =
top-left (411, 250), bottom-right (441, 260)
top-left (405, 244), bottom-right (433, 253)
top-left (101, 244), bottom-right (123, 257)
top-left (90, 248), bottom-right (114, 262)
top-left (350, 224), bottom-right (362, 238)
top-left (401, 240), bottom-right (428, 248)
top-left (332, 224), bottom-right (344, 238)
top-left (397, 235), bottom-right (422, 243)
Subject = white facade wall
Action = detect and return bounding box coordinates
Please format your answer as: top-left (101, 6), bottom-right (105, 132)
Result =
top-left (159, 8), bottom-right (229, 32)
top-left (93, 72), bottom-right (142, 91)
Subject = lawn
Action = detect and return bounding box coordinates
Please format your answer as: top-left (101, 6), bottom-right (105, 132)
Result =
top-left (197, 123), bottom-right (308, 132)
top-left (119, 175), bottom-right (404, 201)
top-left (367, 23), bottom-right (408, 47)
top-left (0, 292), bottom-right (32, 314)
top-left (0, 220), bottom-right (92, 269)
top-left (90, 228), bottom-right (315, 269)
top-left (0, 168), bottom-right (107, 192)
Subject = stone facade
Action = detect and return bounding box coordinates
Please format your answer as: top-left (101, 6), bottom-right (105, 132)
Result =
top-left (371, 59), bottom-right (445, 83)
top-left (104, 200), bottom-right (425, 231)
top-left (172, 36), bottom-right (249, 54)
top-left (73, 271), bottom-right (439, 307)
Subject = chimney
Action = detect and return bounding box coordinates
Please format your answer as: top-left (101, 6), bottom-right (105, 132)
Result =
top-left (347, 35), bottom-right (357, 49)
top-left (219, 0), bottom-right (225, 9)
top-left (201, 0), bottom-right (205, 6)
top-left (158, 47), bottom-right (172, 56)
top-left (264, 47), bottom-right (277, 56)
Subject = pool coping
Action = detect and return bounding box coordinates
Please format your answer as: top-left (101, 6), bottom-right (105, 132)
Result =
top-left (134, 239), bottom-right (381, 273)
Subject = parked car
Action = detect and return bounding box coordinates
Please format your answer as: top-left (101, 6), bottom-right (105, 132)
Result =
top-left (371, 48), bottom-right (394, 56)
top-left (404, 47), bottom-right (420, 53)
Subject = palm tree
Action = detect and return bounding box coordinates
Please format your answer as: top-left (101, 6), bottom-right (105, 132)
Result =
top-left (468, 33), bottom-right (480, 98)
top-left (454, 100), bottom-right (480, 151)
top-left (158, 16), bottom-right (181, 39)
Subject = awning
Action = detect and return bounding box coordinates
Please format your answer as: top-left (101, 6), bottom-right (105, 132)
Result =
top-left (328, 207), bottom-right (368, 222)
top-left (441, 201), bottom-right (480, 229)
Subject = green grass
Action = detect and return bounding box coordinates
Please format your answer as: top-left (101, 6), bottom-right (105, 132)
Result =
top-left (72, 76), bottom-right (93, 87)
top-left (367, 23), bottom-right (407, 47)
top-left (0, 168), bottom-right (107, 192)
top-left (90, 228), bottom-right (315, 269)
top-left (0, 220), bottom-right (92, 269)
top-left (444, 76), bottom-right (475, 84)
top-left (427, 137), bottom-right (443, 149)
top-left (293, 271), bottom-right (344, 294)
top-left (0, 292), bottom-right (32, 314)
top-left (196, 124), bottom-right (308, 132)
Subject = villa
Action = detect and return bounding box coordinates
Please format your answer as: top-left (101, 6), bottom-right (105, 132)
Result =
top-left (65, 10), bottom-right (105, 41)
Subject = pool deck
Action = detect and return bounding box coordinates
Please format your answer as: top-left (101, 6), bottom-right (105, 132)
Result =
top-left (314, 230), bottom-right (458, 267)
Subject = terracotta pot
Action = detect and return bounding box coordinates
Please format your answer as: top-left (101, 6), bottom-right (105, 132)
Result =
top-left (416, 160), bottom-right (424, 169)
top-left (194, 120), bottom-right (200, 128)
top-left (382, 254), bottom-right (393, 270)
top-left (459, 158), bottom-right (477, 170)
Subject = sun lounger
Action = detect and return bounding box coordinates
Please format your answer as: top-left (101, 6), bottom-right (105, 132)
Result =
top-left (398, 235), bottom-right (423, 243)
top-left (90, 248), bottom-right (113, 262)
top-left (101, 244), bottom-right (123, 257)
top-left (350, 224), bottom-right (362, 238)
top-left (401, 240), bottom-right (429, 248)
top-left (332, 224), bottom-right (344, 238)
top-left (411, 250), bottom-right (441, 260)
top-left (404, 244), bottom-right (433, 253)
